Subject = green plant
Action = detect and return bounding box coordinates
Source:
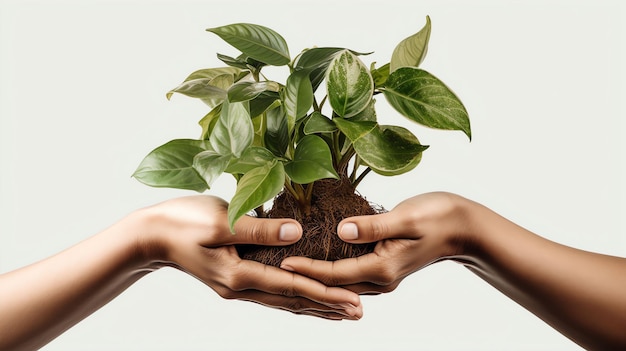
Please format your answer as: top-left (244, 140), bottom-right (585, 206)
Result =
top-left (133, 17), bottom-right (471, 233)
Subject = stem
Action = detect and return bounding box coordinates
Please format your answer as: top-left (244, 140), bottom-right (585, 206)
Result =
top-left (332, 131), bottom-right (342, 169)
top-left (318, 95), bottom-right (327, 110)
top-left (283, 180), bottom-right (300, 201)
top-left (338, 146), bottom-right (355, 177)
top-left (352, 167), bottom-right (372, 189)
top-left (349, 154), bottom-right (360, 183)
top-left (304, 182), bottom-right (315, 205)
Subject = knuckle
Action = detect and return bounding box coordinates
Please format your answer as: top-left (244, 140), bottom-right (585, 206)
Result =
top-left (285, 299), bottom-right (306, 312)
top-left (247, 222), bottom-right (270, 244)
top-left (219, 289), bottom-right (238, 300)
top-left (373, 264), bottom-right (397, 286)
top-left (369, 219), bottom-right (389, 241)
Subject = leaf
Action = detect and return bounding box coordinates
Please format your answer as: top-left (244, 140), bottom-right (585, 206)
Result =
top-left (217, 53), bottom-right (252, 70)
top-left (371, 62), bottom-right (390, 88)
top-left (283, 70), bottom-right (314, 124)
top-left (390, 16), bottom-right (431, 72)
top-left (132, 139), bottom-right (211, 192)
top-left (332, 118), bottom-right (376, 142)
top-left (362, 125), bottom-right (428, 176)
top-left (326, 50), bottom-right (374, 118)
top-left (167, 67), bottom-right (241, 107)
top-left (350, 99), bottom-right (377, 122)
top-left (334, 119), bottom-right (428, 175)
top-left (198, 104), bottom-right (222, 140)
top-left (193, 150), bottom-right (231, 187)
top-left (264, 106), bottom-right (290, 157)
top-left (166, 78), bottom-right (227, 106)
top-left (225, 146), bottom-right (276, 174)
top-left (210, 100), bottom-right (254, 157)
top-left (249, 91), bottom-right (280, 118)
top-left (383, 67), bottom-right (471, 139)
top-left (178, 67), bottom-right (242, 82)
top-left (303, 111), bottom-right (337, 134)
top-left (228, 161), bottom-right (285, 231)
top-left (284, 135), bottom-right (339, 184)
top-left (207, 23), bottom-right (290, 66)
top-left (228, 81), bottom-right (280, 102)
top-left (294, 47), bottom-right (345, 91)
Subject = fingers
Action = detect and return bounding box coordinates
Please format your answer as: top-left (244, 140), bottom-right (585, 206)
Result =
top-left (337, 210), bottom-right (413, 244)
top-left (236, 293), bottom-right (360, 321)
top-left (280, 255), bottom-right (398, 288)
top-left (219, 260), bottom-right (363, 318)
top-left (215, 216), bottom-right (303, 246)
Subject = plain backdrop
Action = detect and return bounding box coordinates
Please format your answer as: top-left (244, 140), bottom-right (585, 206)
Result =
top-left (1, 0), bottom-right (624, 350)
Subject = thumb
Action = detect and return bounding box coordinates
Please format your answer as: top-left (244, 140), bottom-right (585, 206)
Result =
top-left (338, 211), bottom-right (407, 244)
top-left (228, 216), bottom-right (303, 246)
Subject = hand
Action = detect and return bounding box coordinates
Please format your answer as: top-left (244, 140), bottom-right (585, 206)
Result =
top-left (280, 192), bottom-right (470, 294)
top-left (137, 195), bottom-right (363, 320)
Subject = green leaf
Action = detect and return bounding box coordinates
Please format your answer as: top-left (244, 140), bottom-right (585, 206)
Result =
top-left (326, 50), bottom-right (374, 118)
top-left (334, 119), bottom-right (428, 175)
top-left (228, 81), bottom-right (280, 103)
top-left (210, 100), bottom-right (254, 157)
top-left (390, 16), bottom-right (431, 72)
top-left (294, 47), bottom-right (345, 91)
top-left (132, 139), bottom-right (211, 192)
top-left (383, 67), bottom-right (471, 139)
top-left (193, 150), bottom-right (231, 187)
top-left (350, 99), bottom-right (377, 122)
top-left (167, 67), bottom-right (241, 107)
top-left (371, 62), bottom-right (390, 88)
top-left (332, 118), bottom-right (376, 141)
top-left (284, 135), bottom-right (339, 184)
top-left (198, 104), bottom-right (222, 140)
top-left (207, 23), bottom-right (290, 66)
top-left (178, 67), bottom-right (242, 82)
top-left (166, 78), bottom-right (227, 107)
top-left (228, 161), bottom-right (285, 231)
top-left (225, 146), bottom-right (276, 174)
top-left (283, 70), bottom-right (314, 124)
top-left (303, 111), bottom-right (337, 134)
top-left (264, 106), bottom-right (290, 157)
top-left (363, 125), bottom-right (428, 176)
top-left (249, 91), bottom-right (280, 118)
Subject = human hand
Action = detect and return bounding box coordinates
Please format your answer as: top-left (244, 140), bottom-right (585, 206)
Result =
top-left (135, 195), bottom-right (362, 320)
top-left (280, 192), bottom-right (471, 294)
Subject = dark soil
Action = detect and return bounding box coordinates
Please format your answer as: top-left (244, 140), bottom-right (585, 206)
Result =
top-left (236, 177), bottom-right (380, 267)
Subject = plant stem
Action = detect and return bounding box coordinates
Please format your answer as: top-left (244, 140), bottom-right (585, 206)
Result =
top-left (284, 180), bottom-right (300, 200)
top-left (352, 167), bottom-right (372, 189)
top-left (349, 154), bottom-right (360, 183)
top-left (338, 146), bottom-right (355, 177)
top-left (332, 131), bottom-right (342, 169)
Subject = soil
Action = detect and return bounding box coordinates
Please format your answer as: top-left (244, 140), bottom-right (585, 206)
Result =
top-left (236, 177), bottom-right (380, 267)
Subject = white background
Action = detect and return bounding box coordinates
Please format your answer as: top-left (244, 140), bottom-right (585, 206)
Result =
top-left (1, 0), bottom-right (624, 350)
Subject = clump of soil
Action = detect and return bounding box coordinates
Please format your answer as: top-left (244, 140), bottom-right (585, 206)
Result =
top-left (236, 177), bottom-right (379, 267)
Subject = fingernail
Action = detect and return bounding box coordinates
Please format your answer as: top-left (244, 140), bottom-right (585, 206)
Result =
top-left (339, 223), bottom-right (358, 240)
top-left (279, 223), bottom-right (300, 242)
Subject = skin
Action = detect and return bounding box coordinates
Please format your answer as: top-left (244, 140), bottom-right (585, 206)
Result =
top-left (281, 192), bottom-right (626, 351)
top-left (0, 195), bottom-right (362, 351)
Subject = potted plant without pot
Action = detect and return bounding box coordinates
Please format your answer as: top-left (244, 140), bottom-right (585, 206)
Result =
top-left (133, 17), bottom-right (471, 266)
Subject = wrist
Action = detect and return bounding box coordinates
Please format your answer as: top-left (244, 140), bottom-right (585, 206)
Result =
top-left (125, 207), bottom-right (171, 271)
top-left (441, 194), bottom-right (484, 264)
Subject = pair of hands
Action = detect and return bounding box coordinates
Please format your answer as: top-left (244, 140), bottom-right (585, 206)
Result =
top-left (140, 192), bottom-right (466, 320)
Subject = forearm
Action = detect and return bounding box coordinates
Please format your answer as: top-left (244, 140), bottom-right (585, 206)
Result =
top-left (458, 199), bottom-right (626, 350)
top-left (0, 212), bottom-right (153, 351)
